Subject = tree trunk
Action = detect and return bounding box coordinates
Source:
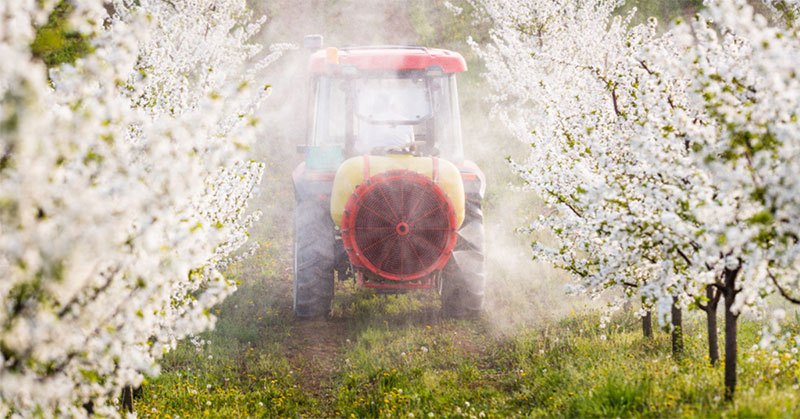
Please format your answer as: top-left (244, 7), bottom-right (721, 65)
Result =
top-left (724, 296), bottom-right (738, 400)
top-left (642, 309), bottom-right (653, 339)
top-left (121, 385), bottom-right (134, 413)
top-left (723, 266), bottom-right (740, 401)
top-left (671, 298), bottom-right (683, 358)
top-left (706, 285), bottom-right (720, 366)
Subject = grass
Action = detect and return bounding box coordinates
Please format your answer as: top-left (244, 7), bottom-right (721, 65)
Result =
top-left (135, 239), bottom-right (800, 418)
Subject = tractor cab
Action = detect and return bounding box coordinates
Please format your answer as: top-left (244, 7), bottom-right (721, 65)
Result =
top-left (305, 43), bottom-right (466, 162)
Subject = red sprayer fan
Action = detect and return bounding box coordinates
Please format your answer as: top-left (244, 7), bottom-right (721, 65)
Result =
top-left (341, 170), bottom-right (458, 283)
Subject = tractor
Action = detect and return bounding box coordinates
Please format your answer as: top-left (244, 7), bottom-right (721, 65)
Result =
top-left (292, 35), bottom-right (485, 318)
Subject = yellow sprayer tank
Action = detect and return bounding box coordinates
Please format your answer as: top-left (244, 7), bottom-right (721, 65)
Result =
top-left (330, 155), bottom-right (465, 228)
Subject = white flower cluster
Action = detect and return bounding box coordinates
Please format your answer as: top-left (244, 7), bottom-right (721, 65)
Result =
top-left (474, 0), bottom-right (800, 326)
top-left (1, 0), bottom-right (275, 415)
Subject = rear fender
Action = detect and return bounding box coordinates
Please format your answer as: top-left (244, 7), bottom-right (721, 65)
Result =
top-left (458, 160), bottom-right (485, 200)
top-left (292, 162), bottom-right (336, 203)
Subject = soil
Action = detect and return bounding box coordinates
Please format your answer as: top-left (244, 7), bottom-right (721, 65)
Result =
top-left (284, 315), bottom-right (351, 399)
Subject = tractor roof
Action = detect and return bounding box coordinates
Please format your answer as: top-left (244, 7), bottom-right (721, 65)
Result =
top-left (309, 46), bottom-right (467, 74)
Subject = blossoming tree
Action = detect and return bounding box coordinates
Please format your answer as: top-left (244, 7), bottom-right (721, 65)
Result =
top-left (472, 0), bottom-right (707, 347)
top-left (474, 0), bottom-right (800, 398)
top-left (0, 0), bottom-right (279, 415)
top-left (665, 0), bottom-right (800, 398)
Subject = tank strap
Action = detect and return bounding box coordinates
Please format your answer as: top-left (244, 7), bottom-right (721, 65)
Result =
top-left (432, 157), bottom-right (439, 184)
top-left (362, 155), bottom-right (370, 181)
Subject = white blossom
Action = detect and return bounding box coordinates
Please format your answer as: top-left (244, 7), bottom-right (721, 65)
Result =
top-left (1, 0), bottom-right (275, 415)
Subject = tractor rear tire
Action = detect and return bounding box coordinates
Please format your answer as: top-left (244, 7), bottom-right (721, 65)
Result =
top-left (293, 198), bottom-right (335, 319)
top-left (441, 196), bottom-right (485, 318)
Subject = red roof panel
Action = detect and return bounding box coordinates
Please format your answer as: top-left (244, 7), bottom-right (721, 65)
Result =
top-left (309, 46), bottom-right (467, 74)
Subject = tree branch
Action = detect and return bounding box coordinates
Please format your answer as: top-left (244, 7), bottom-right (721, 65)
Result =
top-left (547, 190), bottom-right (583, 218)
top-left (675, 247), bottom-right (692, 267)
top-left (710, 282), bottom-right (726, 292)
top-left (768, 268), bottom-right (800, 305)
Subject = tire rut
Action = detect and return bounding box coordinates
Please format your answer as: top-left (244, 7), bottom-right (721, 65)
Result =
top-left (284, 316), bottom-right (352, 401)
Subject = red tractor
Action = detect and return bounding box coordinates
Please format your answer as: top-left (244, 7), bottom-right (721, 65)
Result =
top-left (292, 35), bottom-right (485, 318)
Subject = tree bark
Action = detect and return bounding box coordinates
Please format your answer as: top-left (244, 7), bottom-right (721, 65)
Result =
top-left (642, 309), bottom-right (653, 339)
top-left (723, 266), bottom-right (740, 401)
top-left (705, 285), bottom-right (721, 366)
top-left (671, 298), bottom-right (683, 358)
top-left (121, 385), bottom-right (134, 413)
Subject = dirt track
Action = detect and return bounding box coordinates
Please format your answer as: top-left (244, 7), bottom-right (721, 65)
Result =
top-left (284, 316), bottom-right (351, 398)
